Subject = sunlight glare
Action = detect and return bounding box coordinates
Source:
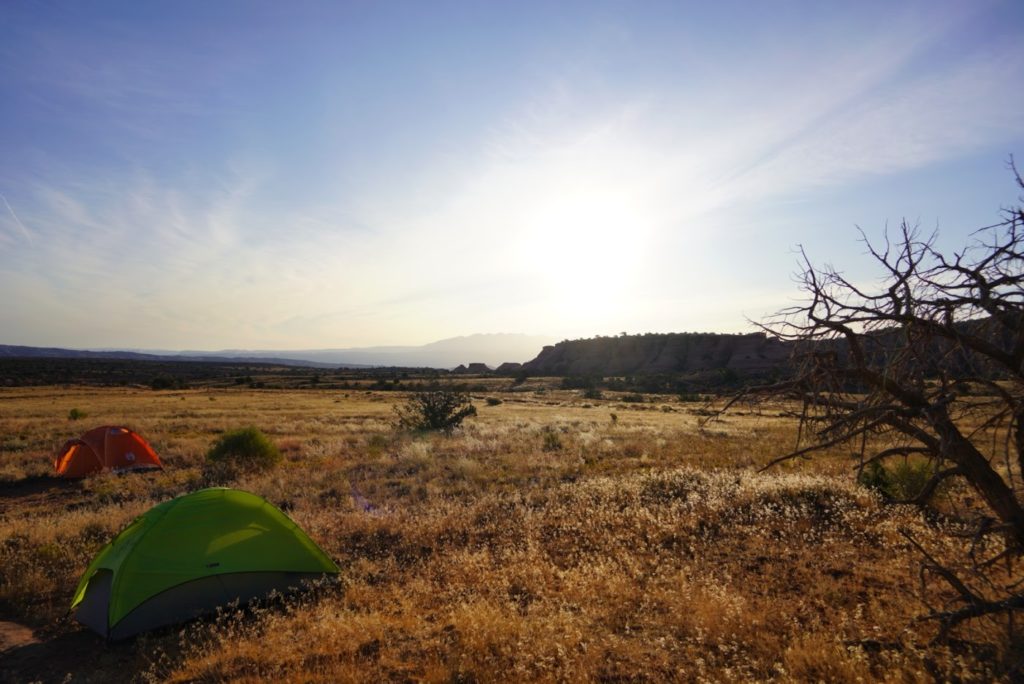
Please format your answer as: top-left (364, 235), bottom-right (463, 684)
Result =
top-left (522, 188), bottom-right (654, 328)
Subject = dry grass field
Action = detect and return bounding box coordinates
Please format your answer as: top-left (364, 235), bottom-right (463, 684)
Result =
top-left (0, 384), bottom-right (1016, 682)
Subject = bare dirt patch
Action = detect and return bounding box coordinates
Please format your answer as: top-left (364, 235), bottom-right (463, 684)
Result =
top-left (0, 476), bottom-right (82, 516)
top-left (0, 625), bottom-right (145, 684)
top-left (0, 620), bottom-right (38, 652)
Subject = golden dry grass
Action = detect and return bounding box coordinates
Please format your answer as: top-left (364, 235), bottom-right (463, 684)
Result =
top-left (0, 385), bottom-right (1015, 681)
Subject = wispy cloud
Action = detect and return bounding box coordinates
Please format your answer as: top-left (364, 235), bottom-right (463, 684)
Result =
top-left (0, 194), bottom-right (33, 244)
top-left (729, 39), bottom-right (1024, 199)
top-left (0, 162), bottom-right (403, 347)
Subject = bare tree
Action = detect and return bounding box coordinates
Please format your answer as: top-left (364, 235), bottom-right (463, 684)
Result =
top-left (722, 164), bottom-right (1024, 640)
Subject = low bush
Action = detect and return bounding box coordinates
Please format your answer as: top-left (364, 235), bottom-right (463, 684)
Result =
top-left (541, 428), bottom-right (563, 452)
top-left (68, 408), bottom-right (86, 421)
top-left (205, 427), bottom-right (282, 473)
top-left (858, 458), bottom-right (941, 502)
top-left (394, 390), bottom-right (476, 434)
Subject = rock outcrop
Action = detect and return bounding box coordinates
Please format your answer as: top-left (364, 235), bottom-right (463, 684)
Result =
top-left (494, 362), bottom-right (523, 375)
top-left (521, 332), bottom-right (791, 377)
top-left (451, 362), bottom-right (492, 374)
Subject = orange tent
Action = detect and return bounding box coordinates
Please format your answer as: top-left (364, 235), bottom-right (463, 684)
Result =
top-left (55, 426), bottom-right (163, 478)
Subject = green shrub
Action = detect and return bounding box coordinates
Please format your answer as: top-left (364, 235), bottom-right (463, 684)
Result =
top-left (205, 427), bottom-right (282, 473)
top-left (394, 390), bottom-right (476, 434)
top-left (485, 397), bottom-right (503, 406)
top-left (858, 458), bottom-right (940, 502)
top-left (68, 408), bottom-right (86, 421)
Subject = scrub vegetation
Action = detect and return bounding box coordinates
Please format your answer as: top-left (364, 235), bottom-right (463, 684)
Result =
top-left (205, 426), bottom-right (283, 474)
top-left (393, 389), bottom-right (478, 434)
top-left (0, 383), bottom-right (1019, 681)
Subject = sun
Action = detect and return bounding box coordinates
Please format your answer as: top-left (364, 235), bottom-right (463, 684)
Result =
top-left (521, 188), bottom-right (653, 326)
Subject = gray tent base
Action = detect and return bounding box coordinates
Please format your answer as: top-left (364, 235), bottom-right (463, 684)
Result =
top-left (75, 569), bottom-right (329, 640)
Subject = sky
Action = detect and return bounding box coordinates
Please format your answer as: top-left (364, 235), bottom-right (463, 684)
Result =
top-left (1, 0), bottom-right (1023, 350)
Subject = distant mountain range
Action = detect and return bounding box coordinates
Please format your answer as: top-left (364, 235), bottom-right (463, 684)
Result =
top-left (0, 334), bottom-right (559, 370)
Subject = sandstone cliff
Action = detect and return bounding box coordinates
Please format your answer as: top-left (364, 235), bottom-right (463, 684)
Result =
top-left (521, 332), bottom-right (792, 377)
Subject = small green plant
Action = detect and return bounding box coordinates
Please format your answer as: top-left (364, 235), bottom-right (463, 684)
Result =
top-left (485, 397), bottom-right (503, 406)
top-left (205, 427), bottom-right (282, 473)
top-left (394, 390), bottom-right (477, 434)
top-left (858, 458), bottom-right (941, 502)
top-left (68, 408), bottom-right (86, 421)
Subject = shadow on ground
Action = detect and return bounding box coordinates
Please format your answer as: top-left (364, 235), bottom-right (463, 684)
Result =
top-left (0, 623), bottom-right (148, 684)
top-left (0, 476), bottom-right (83, 515)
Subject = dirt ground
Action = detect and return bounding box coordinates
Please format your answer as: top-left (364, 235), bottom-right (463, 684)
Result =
top-left (0, 623), bottom-right (154, 684)
top-left (0, 476), bottom-right (119, 683)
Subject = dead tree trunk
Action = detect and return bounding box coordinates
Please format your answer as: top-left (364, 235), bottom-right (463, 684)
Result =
top-left (720, 163), bottom-right (1024, 639)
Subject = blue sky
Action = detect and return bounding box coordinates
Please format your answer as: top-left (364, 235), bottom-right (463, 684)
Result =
top-left (2, 1), bottom-right (1022, 350)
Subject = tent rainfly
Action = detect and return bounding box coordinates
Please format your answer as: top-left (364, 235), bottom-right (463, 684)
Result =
top-left (72, 488), bottom-right (339, 639)
top-left (54, 425), bottom-right (163, 478)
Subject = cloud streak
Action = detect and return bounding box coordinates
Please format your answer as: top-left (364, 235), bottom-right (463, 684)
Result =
top-left (728, 39), bottom-right (1024, 200)
top-left (0, 194), bottom-right (33, 244)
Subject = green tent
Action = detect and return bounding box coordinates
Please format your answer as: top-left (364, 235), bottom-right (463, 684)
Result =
top-left (72, 487), bottom-right (339, 640)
